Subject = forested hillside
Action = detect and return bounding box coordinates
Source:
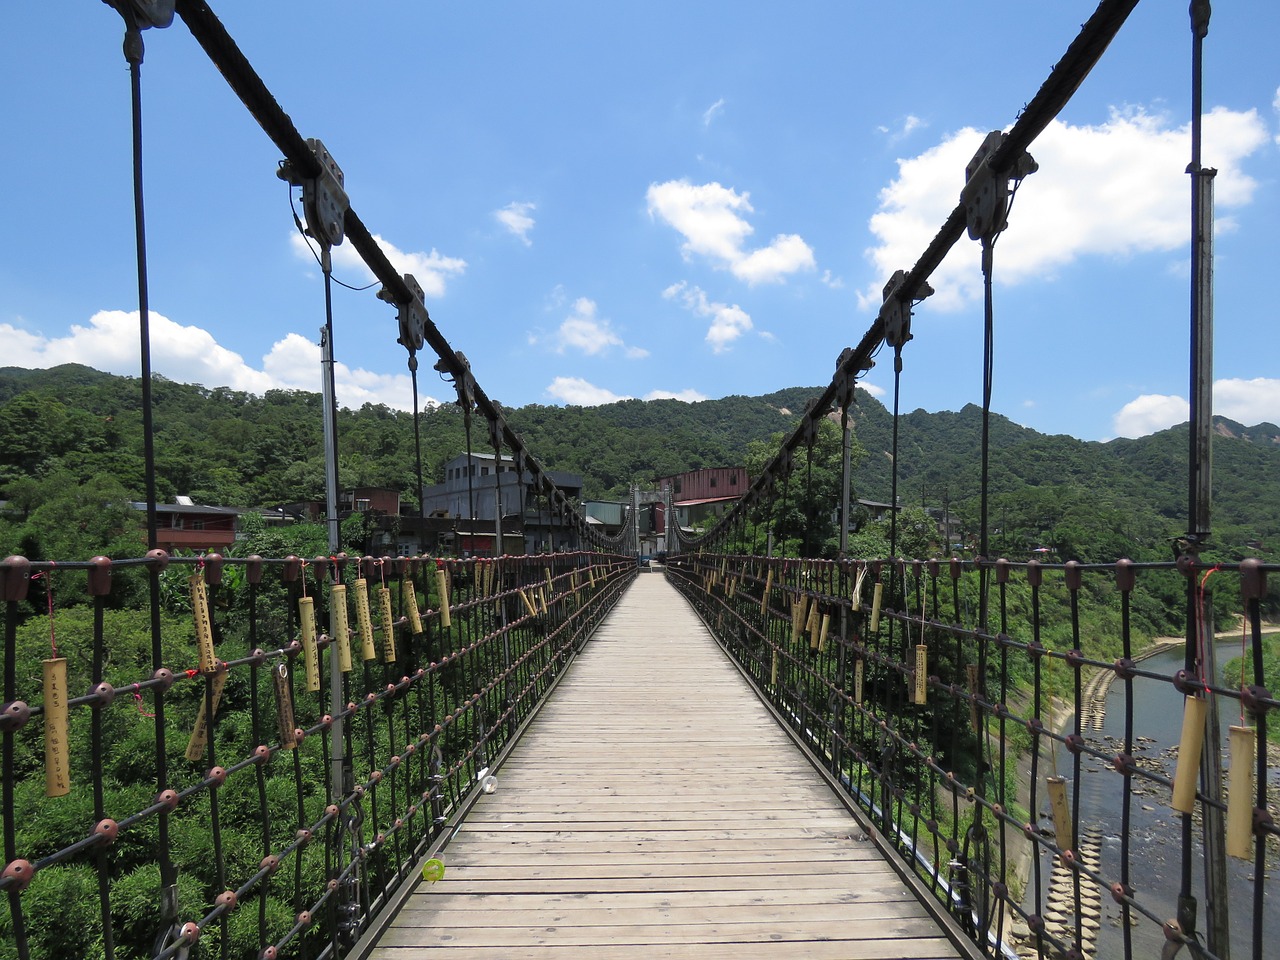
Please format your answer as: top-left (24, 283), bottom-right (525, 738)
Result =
top-left (2, 364), bottom-right (1277, 568)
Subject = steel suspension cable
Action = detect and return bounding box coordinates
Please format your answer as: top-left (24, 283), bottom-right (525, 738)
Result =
top-left (118, 17), bottom-right (182, 950)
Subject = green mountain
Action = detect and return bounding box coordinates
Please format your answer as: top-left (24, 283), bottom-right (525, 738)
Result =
top-left (2, 365), bottom-right (1277, 566)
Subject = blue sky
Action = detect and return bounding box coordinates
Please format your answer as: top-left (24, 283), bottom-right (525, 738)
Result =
top-left (2, 1), bottom-right (1277, 442)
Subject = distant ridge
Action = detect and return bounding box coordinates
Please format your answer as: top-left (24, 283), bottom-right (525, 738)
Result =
top-left (1, 364), bottom-right (1276, 563)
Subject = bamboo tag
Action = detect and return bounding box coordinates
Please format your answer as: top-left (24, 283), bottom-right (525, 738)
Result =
top-left (791, 595), bottom-right (808, 646)
top-left (538, 587), bottom-right (549, 616)
top-left (191, 574), bottom-right (216, 675)
top-left (185, 671), bottom-right (228, 761)
top-left (436, 567), bottom-right (451, 628)
top-left (854, 659), bottom-right (864, 705)
top-left (1171, 695), bottom-right (1207, 814)
top-left (808, 603), bottom-right (821, 650)
top-left (355, 579), bottom-right (376, 662)
top-left (43, 658), bottom-right (70, 796)
top-left (1046, 776), bottom-right (1072, 851)
top-left (519, 589), bottom-right (537, 618)
top-left (378, 586), bottom-right (396, 662)
top-left (771, 649), bottom-right (779, 686)
top-left (1227, 725), bottom-right (1256, 859)
top-left (728, 578), bottom-right (737, 599)
top-left (817, 613), bottom-right (831, 653)
top-left (588, 565), bottom-right (597, 589)
top-left (273, 664), bottom-right (297, 750)
top-left (913, 644), bottom-right (928, 704)
top-left (761, 569), bottom-right (773, 615)
top-left (298, 596), bottom-right (320, 693)
top-left (869, 582), bottom-right (883, 633)
top-left (966, 664), bottom-right (981, 732)
top-left (404, 581), bottom-right (423, 635)
top-left (330, 584), bottom-right (352, 673)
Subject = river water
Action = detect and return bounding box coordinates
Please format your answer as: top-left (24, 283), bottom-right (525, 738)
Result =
top-left (1026, 641), bottom-right (1278, 959)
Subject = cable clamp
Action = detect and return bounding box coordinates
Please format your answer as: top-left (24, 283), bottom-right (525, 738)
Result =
top-left (962, 130), bottom-right (1037, 243)
top-left (378, 273), bottom-right (428, 353)
top-left (880, 270), bottom-right (933, 350)
top-left (279, 139), bottom-right (349, 248)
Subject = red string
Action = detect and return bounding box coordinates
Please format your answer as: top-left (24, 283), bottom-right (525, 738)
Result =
top-left (32, 565), bottom-right (58, 658)
top-left (1196, 564), bottom-right (1222, 695)
top-left (131, 684), bottom-right (155, 719)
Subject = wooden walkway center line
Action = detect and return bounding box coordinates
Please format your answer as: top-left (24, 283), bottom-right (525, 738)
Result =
top-left (369, 572), bottom-right (962, 959)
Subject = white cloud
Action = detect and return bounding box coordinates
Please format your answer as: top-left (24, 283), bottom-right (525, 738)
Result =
top-left (292, 232), bottom-right (466, 297)
top-left (878, 114), bottom-right (925, 143)
top-left (545, 376), bottom-right (629, 406)
top-left (495, 201), bottom-right (536, 246)
top-left (702, 97), bottom-right (726, 127)
top-left (1112, 377), bottom-right (1280, 438)
top-left (1112, 393), bottom-right (1190, 438)
top-left (531, 297), bottom-right (646, 358)
top-left (644, 388), bottom-right (709, 402)
top-left (859, 382), bottom-right (887, 399)
top-left (860, 105), bottom-right (1269, 312)
top-left (646, 179), bottom-right (816, 285)
top-left (663, 282), bottom-right (753, 353)
top-left (1274, 87), bottom-right (1280, 145)
top-left (0, 311), bottom-right (434, 411)
top-left (1215, 377), bottom-right (1280, 426)
top-left (820, 269), bottom-right (845, 289)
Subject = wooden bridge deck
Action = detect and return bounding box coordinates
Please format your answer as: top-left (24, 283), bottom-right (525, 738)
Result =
top-left (368, 572), bottom-right (964, 959)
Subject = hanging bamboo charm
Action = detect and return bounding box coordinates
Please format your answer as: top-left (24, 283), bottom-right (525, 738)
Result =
top-left (330, 584), bottom-right (352, 673)
top-left (1171, 695), bottom-right (1208, 813)
top-left (913, 644), bottom-right (928, 705)
top-left (185, 671), bottom-right (228, 762)
top-left (436, 566), bottom-right (452, 628)
top-left (404, 580), bottom-right (423, 635)
top-left (298, 596), bottom-right (320, 693)
top-left (273, 663), bottom-right (297, 750)
top-left (43, 658), bottom-right (70, 797)
top-left (1046, 776), bottom-right (1073, 852)
top-left (808, 602), bottom-right (821, 651)
top-left (817, 613), bottom-right (831, 653)
top-left (191, 574), bottom-right (216, 675)
top-left (761, 568), bottom-right (774, 615)
top-left (377, 585), bottom-right (396, 662)
top-left (854, 658), bottom-right (864, 706)
top-left (869, 581), bottom-right (883, 633)
top-left (519, 588), bottom-right (538, 619)
top-left (355, 578), bottom-right (377, 662)
top-left (1227, 725), bottom-right (1256, 859)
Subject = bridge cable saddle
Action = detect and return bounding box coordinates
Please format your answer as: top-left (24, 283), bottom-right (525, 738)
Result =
top-left (378, 272), bottom-right (428, 354)
top-left (278, 139), bottom-right (349, 251)
top-left (961, 130), bottom-right (1037, 246)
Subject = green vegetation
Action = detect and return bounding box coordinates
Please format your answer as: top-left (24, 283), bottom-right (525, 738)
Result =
top-left (1, 364), bottom-right (1277, 616)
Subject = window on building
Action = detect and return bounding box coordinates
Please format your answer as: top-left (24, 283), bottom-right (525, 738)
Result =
top-left (481, 467), bottom-right (489, 476)
top-left (710, 476), bottom-right (717, 488)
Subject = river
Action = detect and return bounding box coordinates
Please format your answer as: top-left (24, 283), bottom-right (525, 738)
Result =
top-left (1024, 641), bottom-right (1278, 959)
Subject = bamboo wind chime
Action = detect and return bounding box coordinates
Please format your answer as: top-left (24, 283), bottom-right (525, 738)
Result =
top-left (185, 571), bottom-right (228, 762)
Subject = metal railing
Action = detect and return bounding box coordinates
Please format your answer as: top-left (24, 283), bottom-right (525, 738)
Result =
top-left (1, 549), bottom-right (634, 959)
top-left (667, 552), bottom-right (1278, 960)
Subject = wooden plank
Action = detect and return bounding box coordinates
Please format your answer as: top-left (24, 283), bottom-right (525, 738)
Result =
top-left (367, 574), bottom-right (960, 959)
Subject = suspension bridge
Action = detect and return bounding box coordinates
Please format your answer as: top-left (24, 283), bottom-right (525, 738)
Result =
top-left (3, 2), bottom-right (1277, 959)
